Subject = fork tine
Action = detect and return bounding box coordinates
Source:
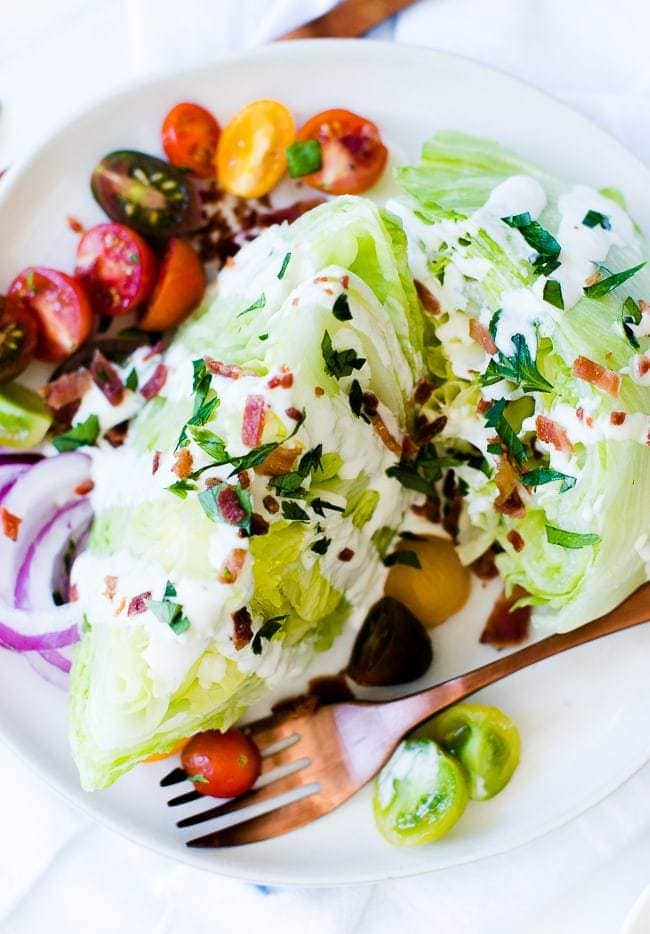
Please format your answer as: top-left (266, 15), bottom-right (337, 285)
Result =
top-left (186, 782), bottom-right (321, 848)
top-left (160, 766), bottom-right (186, 787)
top-left (167, 788), bottom-right (202, 807)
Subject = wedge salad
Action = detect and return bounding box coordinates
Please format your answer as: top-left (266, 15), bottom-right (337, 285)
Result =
top-left (0, 96), bottom-right (648, 846)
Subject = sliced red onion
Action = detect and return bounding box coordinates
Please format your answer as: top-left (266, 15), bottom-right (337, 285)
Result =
top-left (0, 453), bottom-right (43, 466)
top-left (0, 465), bottom-right (30, 503)
top-left (0, 618), bottom-right (79, 650)
top-left (0, 453), bottom-right (90, 602)
top-left (25, 649), bottom-right (72, 689)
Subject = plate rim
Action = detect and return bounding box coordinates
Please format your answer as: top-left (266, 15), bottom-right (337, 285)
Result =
top-left (0, 37), bottom-right (649, 886)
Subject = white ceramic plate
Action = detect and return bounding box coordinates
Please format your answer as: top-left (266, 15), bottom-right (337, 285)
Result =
top-left (0, 40), bottom-right (649, 886)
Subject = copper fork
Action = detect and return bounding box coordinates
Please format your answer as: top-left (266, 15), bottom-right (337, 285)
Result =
top-left (163, 582), bottom-right (650, 847)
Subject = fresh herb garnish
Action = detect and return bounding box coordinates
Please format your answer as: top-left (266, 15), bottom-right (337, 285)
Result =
top-left (332, 293), bottom-right (353, 321)
top-left (238, 293), bottom-right (266, 317)
top-left (166, 478), bottom-right (197, 499)
top-left (258, 333), bottom-right (269, 341)
top-left (584, 262), bottom-right (646, 298)
top-left (147, 582), bottom-right (190, 635)
top-left (481, 333), bottom-right (552, 393)
top-left (281, 501), bottom-right (310, 522)
top-left (458, 235), bottom-right (471, 246)
top-left (286, 139), bottom-right (322, 178)
top-left (484, 398), bottom-right (527, 465)
top-left (251, 616), bottom-right (287, 655)
top-left (501, 211), bottom-right (532, 228)
top-left (198, 482), bottom-right (252, 530)
top-left (188, 427), bottom-right (230, 463)
top-left (545, 525), bottom-right (601, 549)
top-left (310, 497), bottom-right (344, 517)
top-left (521, 467), bottom-right (576, 493)
top-left (502, 214), bottom-right (561, 276)
top-left (488, 309), bottom-right (502, 341)
top-left (348, 378), bottom-right (366, 419)
top-left (383, 550), bottom-right (422, 569)
top-left (177, 359), bottom-right (219, 449)
top-left (310, 536), bottom-right (331, 555)
top-left (270, 444), bottom-right (323, 498)
top-left (52, 414), bottom-right (100, 452)
top-left (125, 368), bottom-right (139, 391)
top-left (321, 330), bottom-right (366, 379)
top-left (543, 279), bottom-right (564, 310)
top-left (277, 252), bottom-right (291, 280)
top-left (582, 210), bottom-right (611, 230)
top-left (298, 445), bottom-right (323, 476)
top-left (429, 254), bottom-right (450, 284)
top-left (622, 296), bottom-right (642, 349)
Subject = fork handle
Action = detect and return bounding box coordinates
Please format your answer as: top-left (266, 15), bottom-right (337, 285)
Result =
top-left (382, 582), bottom-right (650, 738)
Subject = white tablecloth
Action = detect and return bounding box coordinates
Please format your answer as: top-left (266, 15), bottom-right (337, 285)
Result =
top-left (1, 2), bottom-right (650, 931)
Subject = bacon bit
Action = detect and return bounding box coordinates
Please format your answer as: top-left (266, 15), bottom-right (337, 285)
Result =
top-left (286, 406), bottom-right (302, 422)
top-left (218, 486), bottom-right (247, 525)
top-left (104, 421), bottom-right (129, 448)
top-left (536, 415), bottom-right (574, 454)
top-left (441, 472), bottom-right (463, 541)
top-left (90, 350), bottom-right (125, 406)
top-left (338, 547), bottom-right (355, 562)
top-left (255, 444), bottom-right (301, 477)
top-left (242, 394), bottom-right (267, 446)
top-left (249, 513), bottom-right (270, 536)
top-left (205, 477), bottom-right (219, 488)
top-left (477, 398), bottom-right (492, 415)
top-left (1, 507), bottom-right (21, 541)
top-left (103, 575), bottom-right (118, 600)
top-left (231, 607), bottom-right (253, 650)
top-left (142, 340), bottom-right (165, 361)
top-left (69, 583), bottom-right (79, 602)
top-left (340, 275), bottom-right (349, 289)
top-left (470, 547), bottom-right (500, 580)
top-left (413, 378), bottom-right (434, 406)
top-left (217, 548), bottom-right (247, 585)
top-left (411, 496), bottom-right (441, 524)
top-left (260, 199), bottom-right (325, 226)
top-left (267, 369), bottom-right (294, 389)
top-left (469, 318), bottom-right (498, 355)
top-left (41, 369), bottom-right (92, 411)
top-left (480, 586), bottom-right (531, 648)
top-left (152, 450), bottom-right (161, 475)
top-left (173, 448), bottom-right (194, 479)
top-left (292, 297), bottom-right (300, 307)
top-left (401, 434), bottom-right (418, 460)
top-left (640, 299), bottom-right (650, 313)
top-left (371, 413), bottom-right (402, 456)
top-left (239, 470), bottom-right (251, 489)
top-left (585, 270), bottom-right (601, 287)
top-left (413, 413), bottom-right (447, 444)
top-left (74, 479), bottom-right (94, 496)
top-left (506, 529), bottom-right (526, 552)
top-left (314, 276), bottom-right (330, 284)
top-left (576, 406), bottom-right (584, 422)
top-left (263, 494), bottom-right (280, 514)
top-left (572, 355), bottom-right (621, 398)
top-left (314, 386), bottom-right (325, 397)
top-left (323, 287), bottom-right (334, 295)
top-left (494, 456), bottom-right (526, 519)
top-left (205, 356), bottom-right (248, 379)
top-left (114, 596), bottom-right (127, 616)
top-left (362, 392), bottom-right (379, 417)
top-left (414, 280), bottom-right (441, 315)
top-left (128, 592), bottom-right (152, 616)
top-left (632, 352), bottom-right (650, 381)
top-left (610, 411), bottom-right (627, 426)
top-left (67, 215), bottom-right (85, 234)
top-left (140, 363), bottom-right (168, 400)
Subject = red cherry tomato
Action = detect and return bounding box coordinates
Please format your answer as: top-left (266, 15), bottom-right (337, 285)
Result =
top-left (9, 267), bottom-right (93, 362)
top-left (296, 108), bottom-right (388, 195)
top-left (162, 102), bottom-right (221, 179)
top-left (181, 728), bottom-right (262, 798)
top-left (0, 295), bottom-right (38, 383)
top-left (75, 222), bottom-right (157, 317)
top-left (139, 238), bottom-right (205, 331)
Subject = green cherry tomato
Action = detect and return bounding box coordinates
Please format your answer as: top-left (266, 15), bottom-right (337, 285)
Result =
top-left (91, 150), bottom-right (202, 239)
top-left (0, 382), bottom-right (52, 449)
top-left (373, 737), bottom-right (469, 847)
top-left (428, 703), bottom-right (521, 801)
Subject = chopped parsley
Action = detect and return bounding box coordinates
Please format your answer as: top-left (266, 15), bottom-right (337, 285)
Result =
top-left (310, 536), bottom-right (332, 555)
top-left (238, 293), bottom-right (266, 317)
top-left (321, 330), bottom-right (366, 378)
top-left (125, 368), bottom-right (139, 391)
top-left (584, 262), bottom-right (646, 298)
top-left (188, 427), bottom-right (229, 463)
top-left (545, 525), bottom-right (601, 549)
top-left (383, 550), bottom-right (422, 569)
top-left (52, 414), bottom-right (100, 452)
top-left (385, 442), bottom-right (484, 496)
top-left (582, 210), bottom-right (611, 230)
top-left (177, 359), bottom-right (220, 449)
top-left (166, 478), bottom-right (197, 499)
top-left (488, 308), bottom-right (502, 340)
top-left (521, 467), bottom-right (576, 493)
top-left (480, 333), bottom-right (552, 393)
top-left (543, 279), bottom-right (564, 310)
top-left (270, 444), bottom-right (323, 498)
top-left (332, 293), bottom-right (353, 321)
top-left (147, 582), bottom-right (190, 635)
top-left (286, 139), bottom-right (322, 178)
top-left (251, 616), bottom-right (287, 655)
top-left (348, 378), bottom-right (366, 419)
top-left (502, 213), bottom-right (561, 276)
top-left (281, 501), bottom-right (310, 522)
top-left (484, 398), bottom-right (527, 465)
top-left (622, 296), bottom-right (642, 349)
top-left (198, 482), bottom-right (252, 530)
top-left (277, 252), bottom-right (291, 280)
top-left (310, 497), bottom-right (344, 517)
top-left (191, 410), bottom-right (306, 479)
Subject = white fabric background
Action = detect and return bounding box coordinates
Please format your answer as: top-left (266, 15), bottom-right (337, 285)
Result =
top-left (1, 2), bottom-right (650, 931)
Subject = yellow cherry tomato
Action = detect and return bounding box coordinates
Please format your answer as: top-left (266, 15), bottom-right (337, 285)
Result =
top-left (384, 536), bottom-right (470, 628)
top-left (216, 100), bottom-right (295, 198)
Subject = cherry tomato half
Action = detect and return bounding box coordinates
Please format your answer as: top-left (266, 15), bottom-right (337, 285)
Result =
top-left (9, 268), bottom-right (93, 362)
top-left (181, 728), bottom-right (261, 798)
top-left (0, 295), bottom-right (38, 383)
top-left (216, 100), bottom-right (295, 199)
top-left (75, 222), bottom-right (157, 317)
top-left (296, 109), bottom-right (388, 195)
top-left (162, 102), bottom-right (221, 179)
top-left (139, 237), bottom-right (205, 331)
